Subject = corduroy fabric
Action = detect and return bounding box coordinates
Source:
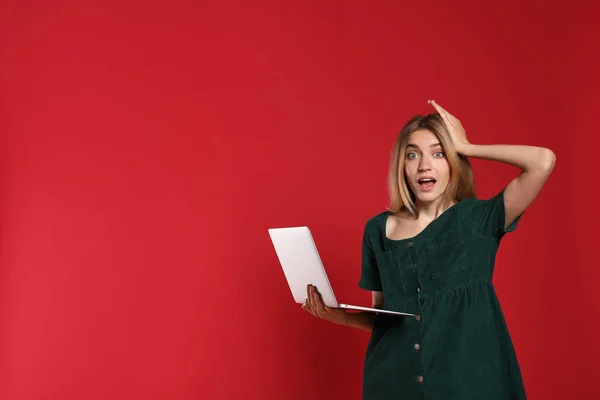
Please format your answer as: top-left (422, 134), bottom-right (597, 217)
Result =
top-left (359, 188), bottom-right (526, 400)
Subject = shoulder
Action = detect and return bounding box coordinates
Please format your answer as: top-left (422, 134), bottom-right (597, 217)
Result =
top-left (459, 195), bottom-right (485, 207)
top-left (362, 210), bottom-right (390, 243)
top-left (455, 189), bottom-right (513, 236)
top-left (364, 210), bottom-right (389, 231)
top-left (453, 195), bottom-right (489, 225)
top-left (457, 194), bottom-right (495, 211)
top-left (458, 190), bottom-right (505, 214)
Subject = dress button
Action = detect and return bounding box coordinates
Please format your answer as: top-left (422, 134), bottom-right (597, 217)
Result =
top-left (417, 375), bottom-right (424, 383)
top-left (408, 241), bottom-right (413, 247)
top-left (414, 343), bottom-right (421, 350)
top-left (415, 315), bottom-right (421, 321)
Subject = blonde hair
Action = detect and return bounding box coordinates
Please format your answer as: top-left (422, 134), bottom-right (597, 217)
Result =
top-left (387, 113), bottom-right (475, 215)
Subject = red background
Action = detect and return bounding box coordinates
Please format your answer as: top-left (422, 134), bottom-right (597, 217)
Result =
top-left (1, 1), bottom-right (598, 399)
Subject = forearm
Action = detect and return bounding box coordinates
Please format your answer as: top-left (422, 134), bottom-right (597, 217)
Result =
top-left (459, 143), bottom-right (555, 172)
top-left (343, 311), bottom-right (377, 332)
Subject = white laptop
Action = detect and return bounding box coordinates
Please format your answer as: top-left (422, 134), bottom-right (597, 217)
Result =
top-left (268, 226), bottom-right (414, 317)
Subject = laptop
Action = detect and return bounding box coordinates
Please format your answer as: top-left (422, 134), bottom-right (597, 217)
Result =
top-left (268, 226), bottom-right (415, 317)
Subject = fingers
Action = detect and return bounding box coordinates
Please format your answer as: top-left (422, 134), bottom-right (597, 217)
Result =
top-left (429, 99), bottom-right (446, 115)
top-left (302, 285), bottom-right (348, 325)
top-left (312, 287), bottom-right (327, 316)
top-left (303, 299), bottom-right (315, 315)
top-left (305, 285), bottom-right (315, 315)
top-left (303, 284), bottom-right (327, 318)
top-left (428, 100), bottom-right (451, 130)
top-left (429, 100), bottom-right (465, 141)
top-left (302, 301), bottom-right (312, 314)
top-left (429, 99), bottom-right (449, 121)
top-left (310, 285), bottom-right (324, 317)
top-left (305, 284), bottom-right (319, 317)
top-left (428, 99), bottom-right (460, 124)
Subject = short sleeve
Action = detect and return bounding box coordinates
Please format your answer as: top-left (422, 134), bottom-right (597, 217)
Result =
top-left (358, 221), bottom-right (383, 291)
top-left (468, 187), bottom-right (522, 239)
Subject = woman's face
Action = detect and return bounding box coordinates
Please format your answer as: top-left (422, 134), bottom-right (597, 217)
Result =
top-left (402, 129), bottom-right (451, 205)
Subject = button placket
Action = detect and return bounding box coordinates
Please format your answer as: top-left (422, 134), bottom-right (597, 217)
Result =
top-left (407, 239), bottom-right (424, 320)
top-left (407, 239), bottom-right (427, 389)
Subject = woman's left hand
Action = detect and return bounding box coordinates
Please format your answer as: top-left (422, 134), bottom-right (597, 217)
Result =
top-left (428, 100), bottom-right (471, 154)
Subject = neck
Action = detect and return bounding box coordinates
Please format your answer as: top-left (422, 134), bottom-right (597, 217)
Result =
top-left (415, 198), bottom-right (455, 220)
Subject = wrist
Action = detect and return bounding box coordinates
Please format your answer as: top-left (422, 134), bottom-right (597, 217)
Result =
top-left (455, 142), bottom-right (474, 156)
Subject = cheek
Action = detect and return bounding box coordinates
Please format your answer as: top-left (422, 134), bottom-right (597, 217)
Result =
top-left (404, 159), bottom-right (418, 172)
top-left (403, 163), bottom-right (417, 180)
top-left (437, 161), bottom-right (451, 180)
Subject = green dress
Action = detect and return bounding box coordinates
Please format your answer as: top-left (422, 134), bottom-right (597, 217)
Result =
top-left (359, 188), bottom-right (527, 400)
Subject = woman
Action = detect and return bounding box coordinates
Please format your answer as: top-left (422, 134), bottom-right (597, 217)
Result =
top-left (303, 100), bottom-right (555, 399)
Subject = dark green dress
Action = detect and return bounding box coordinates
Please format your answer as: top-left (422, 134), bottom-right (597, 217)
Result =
top-left (359, 188), bottom-right (527, 400)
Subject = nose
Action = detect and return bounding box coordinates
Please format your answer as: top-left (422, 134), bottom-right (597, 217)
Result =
top-left (418, 154), bottom-right (432, 172)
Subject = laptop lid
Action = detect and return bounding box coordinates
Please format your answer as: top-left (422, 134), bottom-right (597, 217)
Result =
top-left (268, 226), bottom-right (339, 308)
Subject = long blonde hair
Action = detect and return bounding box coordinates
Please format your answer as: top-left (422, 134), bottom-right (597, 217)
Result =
top-left (387, 113), bottom-right (475, 215)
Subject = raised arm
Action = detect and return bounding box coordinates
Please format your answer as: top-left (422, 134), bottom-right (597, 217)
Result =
top-left (429, 100), bottom-right (556, 229)
top-left (456, 143), bottom-right (554, 229)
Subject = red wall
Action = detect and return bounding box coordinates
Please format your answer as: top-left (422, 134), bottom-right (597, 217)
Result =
top-left (1, 1), bottom-right (598, 399)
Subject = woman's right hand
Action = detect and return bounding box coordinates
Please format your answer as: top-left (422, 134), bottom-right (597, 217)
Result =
top-left (302, 284), bottom-right (348, 326)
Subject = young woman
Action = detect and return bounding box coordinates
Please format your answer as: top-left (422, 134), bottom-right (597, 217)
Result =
top-left (303, 100), bottom-right (555, 399)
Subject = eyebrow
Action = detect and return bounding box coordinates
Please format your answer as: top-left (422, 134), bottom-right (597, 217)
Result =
top-left (406, 142), bottom-right (442, 149)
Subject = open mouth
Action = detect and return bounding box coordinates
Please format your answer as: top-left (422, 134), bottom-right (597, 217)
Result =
top-left (417, 177), bottom-right (437, 191)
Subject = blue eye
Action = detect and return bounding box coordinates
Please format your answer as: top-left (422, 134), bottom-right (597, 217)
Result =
top-left (433, 151), bottom-right (445, 158)
top-left (407, 152), bottom-right (419, 159)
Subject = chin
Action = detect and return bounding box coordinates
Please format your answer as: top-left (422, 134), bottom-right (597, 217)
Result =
top-left (416, 192), bottom-right (442, 203)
